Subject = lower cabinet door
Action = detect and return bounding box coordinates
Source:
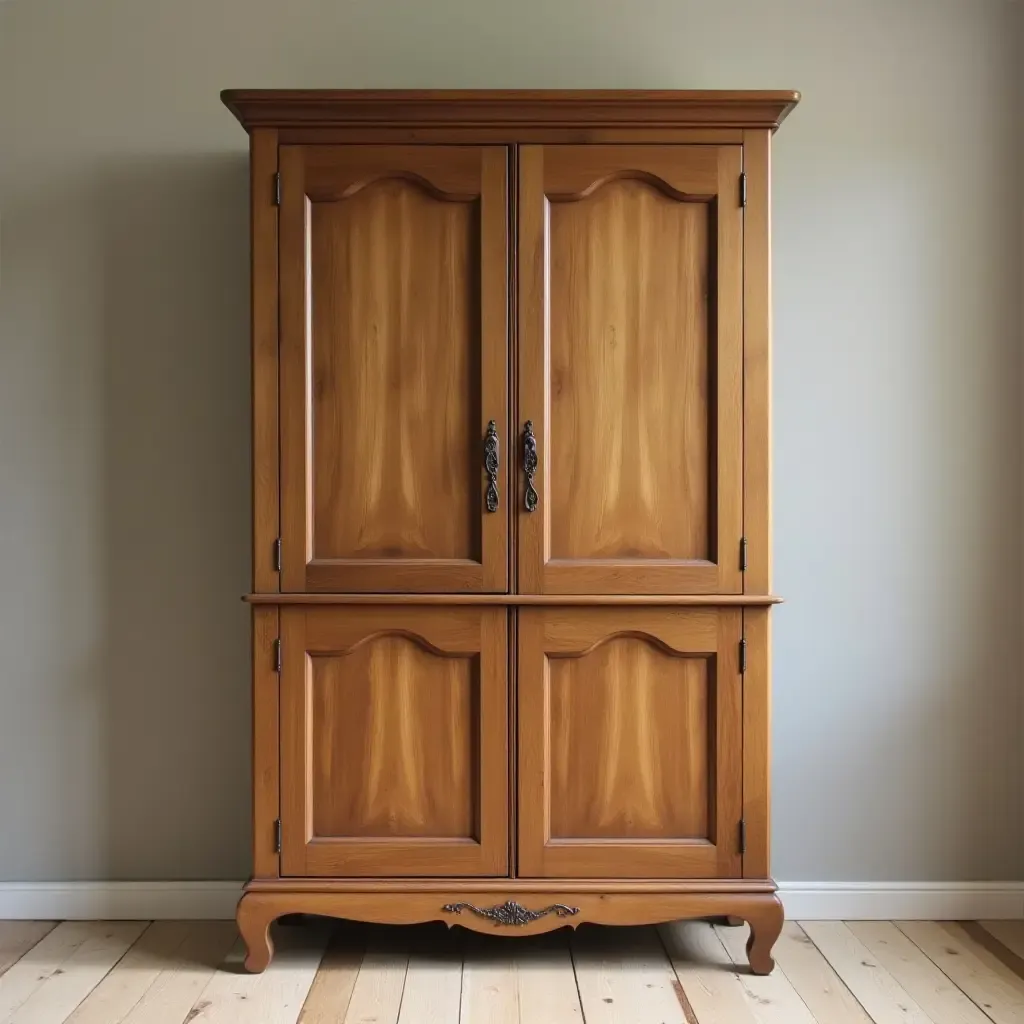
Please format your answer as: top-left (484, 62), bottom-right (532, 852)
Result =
top-left (518, 607), bottom-right (742, 878)
top-left (280, 606), bottom-right (509, 876)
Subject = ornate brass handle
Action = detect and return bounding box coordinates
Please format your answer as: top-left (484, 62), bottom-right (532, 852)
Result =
top-left (442, 900), bottom-right (579, 926)
top-left (523, 421), bottom-right (539, 512)
top-left (484, 420), bottom-right (499, 513)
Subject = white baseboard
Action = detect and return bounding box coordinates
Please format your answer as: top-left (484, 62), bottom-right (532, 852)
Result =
top-left (0, 882), bottom-right (243, 920)
top-left (0, 881), bottom-right (1020, 921)
top-left (776, 882), bottom-right (1024, 920)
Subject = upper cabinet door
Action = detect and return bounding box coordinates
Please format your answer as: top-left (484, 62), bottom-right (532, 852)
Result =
top-left (518, 146), bottom-right (743, 594)
top-left (279, 146), bottom-right (509, 593)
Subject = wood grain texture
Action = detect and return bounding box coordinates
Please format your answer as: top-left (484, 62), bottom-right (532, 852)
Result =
top-left (222, 90), bottom-right (801, 132)
top-left (742, 130), bottom-right (772, 593)
top-left (0, 921), bottom-right (147, 1024)
top-left (660, 921), bottom-right (761, 1024)
top-left (69, 922), bottom-right (237, 1024)
top-left (0, 922), bottom-right (127, 1019)
top-left (802, 922), bottom-right (934, 1024)
top-left (14, 917), bottom-right (1024, 1023)
top-left (397, 926), bottom-right (463, 1024)
top-left (279, 145), bottom-right (508, 593)
top-left (518, 145), bottom-right (743, 595)
top-left (847, 920), bottom-right (994, 1024)
top-left (714, 922), bottom-right (820, 1023)
top-left (548, 638), bottom-right (710, 839)
top-left (186, 928), bottom-right (329, 1024)
top-left (253, 606), bottom-right (281, 878)
top-left (251, 129), bottom-right (280, 592)
top-left (235, 889), bottom-right (784, 974)
top-left (549, 183), bottom-right (711, 562)
top-left (896, 922), bottom-right (1024, 1023)
top-left (770, 922), bottom-right (873, 1024)
top-left (979, 920), bottom-right (1024, 966)
top-left (295, 927), bottom-right (363, 1023)
top-left (518, 608), bottom-right (742, 878)
top-left (62, 921), bottom-right (193, 1024)
top-left (458, 941), bottom-right (517, 1024)
top-left (310, 181), bottom-right (479, 561)
top-left (0, 922), bottom-right (55, 978)
top-left (573, 925), bottom-right (689, 1024)
top-left (742, 608), bottom-right (770, 878)
top-left (309, 637), bottom-right (476, 839)
top-left (280, 606), bottom-right (508, 876)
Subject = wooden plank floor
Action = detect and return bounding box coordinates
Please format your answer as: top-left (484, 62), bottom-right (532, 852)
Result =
top-left (0, 919), bottom-right (1022, 1023)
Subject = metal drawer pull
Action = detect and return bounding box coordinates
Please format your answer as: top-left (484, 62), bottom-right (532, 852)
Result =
top-left (523, 421), bottom-right (539, 512)
top-left (484, 420), bottom-right (500, 512)
top-left (442, 900), bottom-right (579, 926)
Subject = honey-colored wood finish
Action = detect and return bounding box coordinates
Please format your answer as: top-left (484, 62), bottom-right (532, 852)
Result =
top-left (250, 129), bottom-right (280, 592)
top-left (742, 130), bottom-right (772, 594)
top-left (252, 607), bottom-right (281, 878)
top-left (226, 89), bottom-right (795, 977)
top-left (518, 146), bottom-right (744, 595)
top-left (222, 90), bottom-right (801, 132)
top-left (236, 889), bottom-right (783, 975)
top-left (742, 609), bottom-right (771, 878)
top-left (279, 145), bottom-right (509, 593)
top-left (279, 607), bottom-right (508, 876)
top-left (518, 608), bottom-right (743, 878)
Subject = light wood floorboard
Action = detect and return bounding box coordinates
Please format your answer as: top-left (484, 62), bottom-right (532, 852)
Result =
top-left (1, 918), bottom-right (1022, 1023)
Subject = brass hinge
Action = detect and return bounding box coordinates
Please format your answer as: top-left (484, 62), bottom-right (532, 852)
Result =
top-left (273, 172), bottom-right (281, 206)
top-left (273, 638), bottom-right (282, 673)
top-left (739, 172), bottom-right (747, 208)
top-left (739, 819), bottom-right (746, 855)
top-left (273, 537), bottom-right (282, 572)
top-left (274, 818), bottom-right (282, 854)
top-left (739, 637), bottom-right (747, 674)
top-left (739, 537), bottom-right (748, 572)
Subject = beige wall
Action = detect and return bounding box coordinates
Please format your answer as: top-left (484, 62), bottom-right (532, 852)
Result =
top-left (0, 0), bottom-right (1020, 882)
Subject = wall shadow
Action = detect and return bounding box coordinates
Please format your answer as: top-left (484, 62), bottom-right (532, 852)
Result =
top-left (99, 153), bottom-right (251, 879)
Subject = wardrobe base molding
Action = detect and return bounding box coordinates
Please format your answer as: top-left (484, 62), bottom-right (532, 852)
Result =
top-left (236, 884), bottom-right (783, 975)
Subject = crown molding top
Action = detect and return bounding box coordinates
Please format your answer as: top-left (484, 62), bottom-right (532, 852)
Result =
top-left (220, 89), bottom-right (800, 133)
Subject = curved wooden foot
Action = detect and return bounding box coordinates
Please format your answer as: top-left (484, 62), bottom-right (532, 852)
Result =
top-left (742, 893), bottom-right (784, 975)
top-left (237, 893), bottom-right (276, 974)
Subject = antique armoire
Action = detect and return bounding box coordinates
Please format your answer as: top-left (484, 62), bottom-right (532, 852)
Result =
top-left (222, 89), bottom-right (797, 974)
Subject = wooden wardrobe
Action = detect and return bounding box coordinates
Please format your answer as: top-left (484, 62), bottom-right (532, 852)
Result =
top-left (223, 89), bottom-right (798, 974)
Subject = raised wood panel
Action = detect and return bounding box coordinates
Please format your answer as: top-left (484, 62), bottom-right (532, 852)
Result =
top-left (279, 145), bottom-right (509, 593)
top-left (280, 606), bottom-right (508, 876)
top-left (549, 637), bottom-right (709, 839)
top-left (310, 183), bottom-right (479, 563)
top-left (518, 607), bottom-right (742, 878)
top-left (548, 182), bottom-right (711, 563)
top-left (310, 638), bottom-right (476, 838)
top-left (518, 145), bottom-right (743, 595)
